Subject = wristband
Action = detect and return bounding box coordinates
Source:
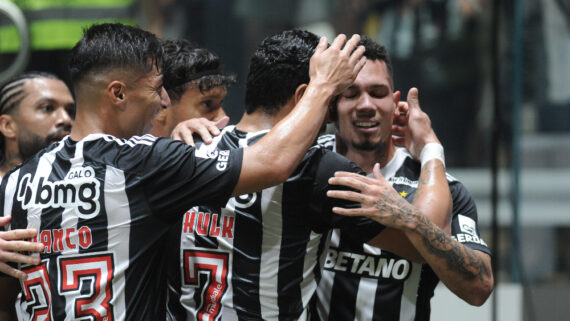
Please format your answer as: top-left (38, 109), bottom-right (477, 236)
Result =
top-left (419, 143), bottom-right (445, 168)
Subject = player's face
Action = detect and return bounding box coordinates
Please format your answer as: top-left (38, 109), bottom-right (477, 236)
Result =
top-left (335, 59), bottom-right (396, 152)
top-left (166, 85), bottom-right (228, 134)
top-left (15, 77), bottom-right (75, 160)
top-left (126, 67), bottom-right (170, 136)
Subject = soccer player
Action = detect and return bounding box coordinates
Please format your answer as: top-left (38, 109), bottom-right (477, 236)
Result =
top-left (150, 39), bottom-right (235, 141)
top-left (316, 36), bottom-right (494, 320)
top-left (0, 72), bottom-right (74, 321)
top-left (0, 23), bottom-right (366, 321)
top-left (0, 72), bottom-right (74, 177)
top-left (165, 29), bottom-right (451, 321)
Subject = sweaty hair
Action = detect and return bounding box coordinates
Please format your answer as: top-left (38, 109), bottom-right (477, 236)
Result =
top-left (162, 39), bottom-right (236, 104)
top-left (69, 23), bottom-right (163, 87)
top-left (245, 29), bottom-right (320, 115)
top-left (0, 71), bottom-right (62, 166)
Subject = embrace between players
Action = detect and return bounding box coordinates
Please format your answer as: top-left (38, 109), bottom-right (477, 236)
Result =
top-left (0, 23), bottom-right (492, 321)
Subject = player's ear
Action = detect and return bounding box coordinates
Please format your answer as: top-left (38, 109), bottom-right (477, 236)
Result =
top-left (393, 90), bottom-right (401, 105)
top-left (294, 84), bottom-right (308, 105)
top-left (0, 114), bottom-right (17, 139)
top-left (107, 81), bottom-right (127, 110)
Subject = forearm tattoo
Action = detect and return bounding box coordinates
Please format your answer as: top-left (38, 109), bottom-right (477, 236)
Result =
top-left (415, 214), bottom-right (491, 282)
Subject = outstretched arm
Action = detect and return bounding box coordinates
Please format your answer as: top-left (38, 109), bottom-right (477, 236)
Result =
top-left (327, 167), bottom-right (493, 306)
top-left (232, 34), bottom-right (367, 196)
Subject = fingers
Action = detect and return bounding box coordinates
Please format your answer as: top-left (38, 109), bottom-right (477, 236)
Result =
top-left (0, 216), bottom-right (10, 226)
top-left (391, 134), bottom-right (406, 147)
top-left (0, 238), bottom-right (44, 253)
top-left (353, 55), bottom-right (367, 76)
top-left (0, 248), bottom-right (41, 264)
top-left (330, 34), bottom-right (348, 51)
top-left (328, 175), bottom-right (371, 192)
top-left (215, 116), bottom-right (230, 130)
top-left (171, 125), bottom-right (195, 146)
top-left (372, 163), bottom-right (382, 179)
top-left (407, 87), bottom-right (421, 111)
top-left (0, 262), bottom-right (28, 280)
top-left (341, 34), bottom-right (360, 54)
top-left (194, 126), bottom-right (214, 145)
top-left (327, 189), bottom-right (368, 204)
top-left (331, 206), bottom-right (375, 217)
top-left (314, 36), bottom-right (328, 55)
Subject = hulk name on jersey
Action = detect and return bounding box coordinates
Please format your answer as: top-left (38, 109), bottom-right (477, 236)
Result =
top-left (315, 134), bottom-right (491, 321)
top-left (166, 126), bottom-right (385, 321)
top-left (0, 134), bottom-right (243, 321)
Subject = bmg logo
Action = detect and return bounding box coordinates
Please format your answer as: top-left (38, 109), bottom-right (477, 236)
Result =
top-left (16, 167), bottom-right (101, 219)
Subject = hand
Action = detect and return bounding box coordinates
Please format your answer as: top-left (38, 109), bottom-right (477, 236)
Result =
top-left (171, 116), bottom-right (229, 146)
top-left (326, 164), bottom-right (419, 230)
top-left (309, 34), bottom-right (367, 95)
top-left (0, 216), bottom-right (43, 280)
top-left (392, 88), bottom-right (440, 160)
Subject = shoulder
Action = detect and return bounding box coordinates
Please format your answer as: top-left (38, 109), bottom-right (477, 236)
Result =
top-left (317, 134), bottom-right (335, 151)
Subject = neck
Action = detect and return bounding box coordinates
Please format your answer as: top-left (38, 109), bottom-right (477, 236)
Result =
top-left (338, 139), bottom-right (397, 174)
top-left (70, 97), bottom-right (110, 141)
top-left (235, 102), bottom-right (294, 132)
top-left (0, 149), bottom-right (22, 177)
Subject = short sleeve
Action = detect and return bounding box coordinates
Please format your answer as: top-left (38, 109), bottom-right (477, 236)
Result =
top-left (109, 137), bottom-right (243, 220)
top-left (449, 181), bottom-right (491, 255)
top-left (309, 148), bottom-right (385, 243)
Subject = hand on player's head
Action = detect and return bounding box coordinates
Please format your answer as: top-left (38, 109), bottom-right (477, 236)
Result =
top-left (309, 34), bottom-right (367, 95)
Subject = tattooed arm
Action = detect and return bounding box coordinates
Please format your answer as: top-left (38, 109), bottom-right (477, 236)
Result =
top-left (327, 165), bottom-right (494, 306)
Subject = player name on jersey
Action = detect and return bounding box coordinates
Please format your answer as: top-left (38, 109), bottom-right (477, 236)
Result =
top-left (182, 210), bottom-right (235, 238)
top-left (32, 226), bottom-right (93, 253)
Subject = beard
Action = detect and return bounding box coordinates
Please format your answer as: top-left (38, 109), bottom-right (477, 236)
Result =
top-left (18, 128), bottom-right (69, 161)
top-left (351, 137), bottom-right (387, 152)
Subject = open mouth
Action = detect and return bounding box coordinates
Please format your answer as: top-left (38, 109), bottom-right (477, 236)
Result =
top-left (354, 121), bottom-right (379, 129)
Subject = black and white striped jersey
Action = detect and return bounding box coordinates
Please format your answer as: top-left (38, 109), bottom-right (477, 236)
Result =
top-left (165, 126), bottom-right (384, 321)
top-left (0, 133), bottom-right (242, 321)
top-left (315, 134), bottom-right (491, 321)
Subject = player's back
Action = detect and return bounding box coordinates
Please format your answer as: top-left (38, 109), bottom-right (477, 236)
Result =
top-left (166, 126), bottom-right (383, 321)
top-left (1, 133), bottom-right (242, 321)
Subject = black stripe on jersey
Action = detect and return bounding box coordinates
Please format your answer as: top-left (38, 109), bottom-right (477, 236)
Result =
top-left (166, 218), bottom-right (186, 321)
top-left (414, 266), bottom-right (438, 321)
top-left (123, 168), bottom-right (172, 321)
top-left (329, 272), bottom-right (359, 321)
top-left (232, 190), bottom-right (263, 319)
top-left (277, 182), bottom-right (314, 319)
top-left (372, 256), bottom-right (406, 321)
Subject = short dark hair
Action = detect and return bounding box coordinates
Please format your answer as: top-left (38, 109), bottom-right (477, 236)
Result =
top-left (0, 71), bottom-right (63, 166)
top-left (162, 39), bottom-right (236, 104)
top-left (245, 29), bottom-right (320, 115)
top-left (69, 23), bottom-right (163, 87)
top-left (359, 35), bottom-right (393, 87)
